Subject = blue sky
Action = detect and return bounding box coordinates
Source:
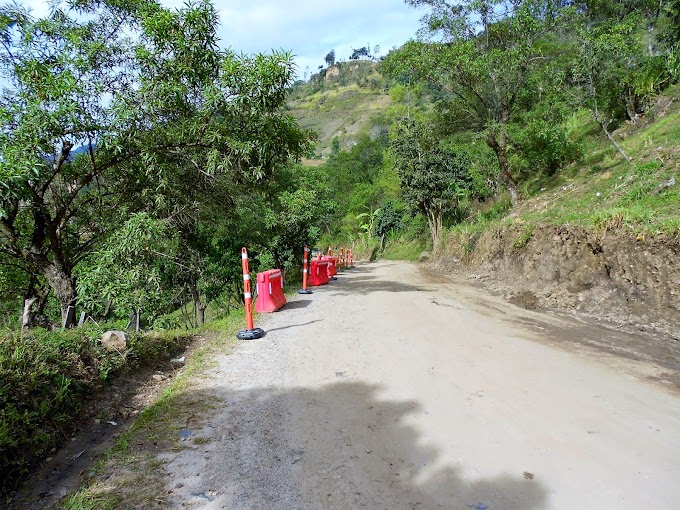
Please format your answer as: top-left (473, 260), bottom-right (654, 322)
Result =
top-left (20, 0), bottom-right (426, 78)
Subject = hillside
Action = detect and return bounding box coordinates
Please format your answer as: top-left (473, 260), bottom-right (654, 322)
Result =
top-left (437, 90), bottom-right (680, 339)
top-left (288, 61), bottom-right (393, 159)
top-left (288, 60), bottom-right (679, 340)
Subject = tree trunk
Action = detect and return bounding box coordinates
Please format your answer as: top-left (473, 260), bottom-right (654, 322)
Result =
top-left (624, 88), bottom-right (638, 124)
top-left (41, 260), bottom-right (77, 328)
top-left (192, 285), bottom-right (207, 325)
top-left (487, 129), bottom-right (519, 206)
top-left (601, 122), bottom-right (632, 163)
top-left (426, 211), bottom-right (443, 252)
top-left (21, 297), bottom-right (37, 331)
top-left (196, 300), bottom-right (207, 325)
top-left (23, 274), bottom-right (50, 324)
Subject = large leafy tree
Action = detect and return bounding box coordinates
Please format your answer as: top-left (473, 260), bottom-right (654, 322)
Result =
top-left (0, 0), bottom-right (309, 327)
top-left (571, 14), bottom-right (641, 161)
top-left (390, 120), bottom-right (472, 248)
top-left (382, 0), bottom-right (568, 205)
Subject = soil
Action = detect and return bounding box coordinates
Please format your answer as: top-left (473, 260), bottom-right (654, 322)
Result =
top-left (438, 224), bottom-right (679, 341)
top-left (13, 260), bottom-right (679, 510)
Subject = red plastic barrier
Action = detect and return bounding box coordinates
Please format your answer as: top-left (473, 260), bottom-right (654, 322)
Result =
top-left (323, 256), bottom-right (337, 277)
top-left (308, 259), bottom-right (330, 286)
top-left (255, 269), bottom-right (287, 313)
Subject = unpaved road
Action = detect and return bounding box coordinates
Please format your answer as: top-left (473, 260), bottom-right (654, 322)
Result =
top-left (161, 261), bottom-right (680, 510)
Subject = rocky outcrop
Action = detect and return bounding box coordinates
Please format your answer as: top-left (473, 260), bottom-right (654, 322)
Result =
top-left (325, 65), bottom-right (340, 81)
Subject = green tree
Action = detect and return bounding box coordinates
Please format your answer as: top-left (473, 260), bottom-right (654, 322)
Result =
top-left (383, 0), bottom-right (568, 205)
top-left (325, 49), bottom-right (336, 67)
top-left (571, 14), bottom-right (645, 161)
top-left (350, 47), bottom-right (370, 60)
top-left (0, 0), bottom-right (309, 326)
top-left (662, 0), bottom-right (680, 47)
top-left (372, 200), bottom-right (403, 248)
top-left (331, 137), bottom-right (341, 154)
top-left (390, 120), bottom-right (472, 247)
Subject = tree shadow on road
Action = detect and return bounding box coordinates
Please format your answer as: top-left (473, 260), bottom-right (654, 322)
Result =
top-left (266, 319), bottom-right (324, 333)
top-left (281, 299), bottom-right (313, 310)
top-left (160, 382), bottom-right (550, 510)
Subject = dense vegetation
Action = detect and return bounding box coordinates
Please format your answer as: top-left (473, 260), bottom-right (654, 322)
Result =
top-left (0, 0), bottom-right (322, 496)
top-left (0, 0), bottom-right (678, 499)
top-left (301, 0), bottom-right (679, 257)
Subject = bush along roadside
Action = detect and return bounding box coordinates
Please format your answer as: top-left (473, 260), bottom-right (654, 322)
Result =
top-left (0, 325), bottom-right (191, 498)
top-left (56, 310), bottom-right (246, 510)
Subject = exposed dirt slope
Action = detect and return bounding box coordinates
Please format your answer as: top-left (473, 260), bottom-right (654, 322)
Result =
top-left (437, 224), bottom-right (679, 340)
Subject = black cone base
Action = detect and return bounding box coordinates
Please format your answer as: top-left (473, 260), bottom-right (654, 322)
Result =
top-left (236, 328), bottom-right (265, 341)
top-left (298, 289), bottom-right (313, 295)
top-left (330, 277), bottom-right (338, 281)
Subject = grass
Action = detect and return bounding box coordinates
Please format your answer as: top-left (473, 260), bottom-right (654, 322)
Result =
top-left (0, 325), bottom-right (193, 501)
top-left (512, 224), bottom-right (535, 249)
top-left (432, 98), bottom-right (680, 263)
top-left (382, 236), bottom-right (429, 260)
top-left (495, 103), bottom-right (679, 240)
top-left (61, 490), bottom-right (119, 510)
top-left (56, 309), bottom-right (245, 509)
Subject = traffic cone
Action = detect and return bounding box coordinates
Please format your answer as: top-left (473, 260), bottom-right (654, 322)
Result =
top-left (298, 245), bottom-right (313, 295)
top-left (236, 247), bottom-right (265, 340)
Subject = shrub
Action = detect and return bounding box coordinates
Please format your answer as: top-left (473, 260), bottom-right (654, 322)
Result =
top-left (515, 120), bottom-right (581, 177)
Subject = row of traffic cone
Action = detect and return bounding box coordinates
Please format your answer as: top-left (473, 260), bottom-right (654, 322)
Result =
top-left (237, 245), bottom-right (354, 340)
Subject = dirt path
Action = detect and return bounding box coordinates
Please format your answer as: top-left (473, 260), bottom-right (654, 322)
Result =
top-left (153, 260), bottom-right (680, 510)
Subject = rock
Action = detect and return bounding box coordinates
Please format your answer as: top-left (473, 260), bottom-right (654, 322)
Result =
top-left (101, 330), bottom-right (127, 351)
top-left (170, 356), bottom-right (186, 365)
top-left (324, 65), bottom-right (340, 81)
top-left (419, 251), bottom-right (431, 262)
top-left (653, 175), bottom-right (676, 194)
top-left (508, 290), bottom-right (539, 310)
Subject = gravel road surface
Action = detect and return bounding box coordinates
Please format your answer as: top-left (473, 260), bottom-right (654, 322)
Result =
top-left (160, 260), bottom-right (680, 510)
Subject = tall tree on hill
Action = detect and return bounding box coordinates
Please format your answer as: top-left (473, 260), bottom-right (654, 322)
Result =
top-left (390, 120), bottom-right (472, 248)
top-left (325, 49), bottom-right (336, 67)
top-left (383, 0), bottom-right (568, 205)
top-left (350, 47), bottom-right (370, 60)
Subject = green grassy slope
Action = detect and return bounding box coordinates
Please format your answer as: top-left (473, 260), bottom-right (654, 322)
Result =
top-left (289, 62), bottom-right (678, 245)
top-left (506, 89), bottom-right (680, 239)
top-left (288, 61), bottom-right (392, 158)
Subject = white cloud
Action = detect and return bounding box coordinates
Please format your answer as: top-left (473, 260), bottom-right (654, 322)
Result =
top-left (202, 0), bottom-right (426, 76)
top-left (15, 0), bottom-right (425, 77)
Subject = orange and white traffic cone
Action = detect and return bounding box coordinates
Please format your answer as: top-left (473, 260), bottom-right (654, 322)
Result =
top-left (236, 247), bottom-right (265, 340)
top-left (298, 245), bottom-right (313, 295)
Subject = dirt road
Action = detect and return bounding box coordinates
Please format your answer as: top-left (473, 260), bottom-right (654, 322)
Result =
top-left (161, 261), bottom-right (680, 510)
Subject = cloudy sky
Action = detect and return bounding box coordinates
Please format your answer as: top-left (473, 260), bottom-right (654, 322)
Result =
top-left (22, 0), bottom-right (426, 79)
